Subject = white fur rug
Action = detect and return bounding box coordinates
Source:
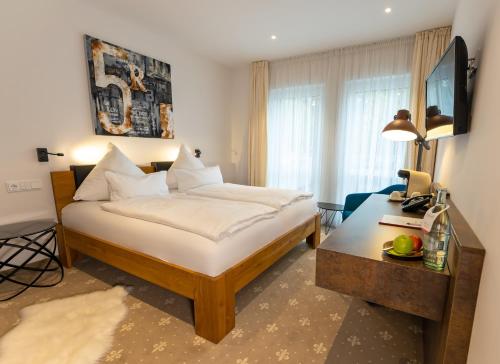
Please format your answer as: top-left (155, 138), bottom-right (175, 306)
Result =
top-left (0, 286), bottom-right (128, 364)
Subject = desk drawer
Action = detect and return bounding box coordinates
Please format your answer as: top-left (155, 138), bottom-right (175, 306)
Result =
top-left (316, 250), bottom-right (449, 321)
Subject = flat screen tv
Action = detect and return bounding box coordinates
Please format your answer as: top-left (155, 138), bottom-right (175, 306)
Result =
top-left (425, 36), bottom-right (469, 140)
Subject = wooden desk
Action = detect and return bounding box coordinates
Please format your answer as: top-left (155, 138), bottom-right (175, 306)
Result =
top-left (316, 194), bottom-right (484, 364)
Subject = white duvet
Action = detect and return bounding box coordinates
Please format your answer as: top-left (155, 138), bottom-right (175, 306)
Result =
top-left (186, 183), bottom-right (313, 209)
top-left (101, 195), bottom-right (277, 241)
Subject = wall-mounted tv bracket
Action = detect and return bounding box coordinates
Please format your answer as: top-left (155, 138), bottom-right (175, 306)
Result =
top-left (467, 58), bottom-right (478, 79)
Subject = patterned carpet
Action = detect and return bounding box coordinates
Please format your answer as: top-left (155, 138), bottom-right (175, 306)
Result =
top-left (0, 240), bottom-right (423, 364)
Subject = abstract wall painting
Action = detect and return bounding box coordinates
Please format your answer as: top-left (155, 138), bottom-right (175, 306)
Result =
top-left (84, 35), bottom-right (174, 139)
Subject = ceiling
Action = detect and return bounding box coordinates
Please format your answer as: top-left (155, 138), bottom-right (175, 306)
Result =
top-left (89, 0), bottom-right (458, 66)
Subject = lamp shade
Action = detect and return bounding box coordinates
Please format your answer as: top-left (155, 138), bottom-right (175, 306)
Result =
top-left (381, 109), bottom-right (419, 142)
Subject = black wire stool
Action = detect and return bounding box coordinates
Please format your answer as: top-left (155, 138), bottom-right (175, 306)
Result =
top-left (0, 219), bottom-right (64, 301)
top-left (317, 202), bottom-right (344, 234)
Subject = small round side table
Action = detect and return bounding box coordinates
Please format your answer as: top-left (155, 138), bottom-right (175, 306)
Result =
top-left (317, 202), bottom-right (344, 234)
top-left (0, 219), bottom-right (64, 301)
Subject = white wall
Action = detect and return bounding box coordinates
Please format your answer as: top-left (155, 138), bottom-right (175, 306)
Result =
top-left (434, 0), bottom-right (500, 362)
top-left (0, 0), bottom-right (234, 225)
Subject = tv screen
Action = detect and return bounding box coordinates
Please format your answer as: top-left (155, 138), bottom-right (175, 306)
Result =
top-left (425, 36), bottom-right (468, 140)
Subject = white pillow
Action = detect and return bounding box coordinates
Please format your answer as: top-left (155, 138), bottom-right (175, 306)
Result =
top-left (73, 143), bottom-right (144, 201)
top-left (166, 144), bottom-right (204, 189)
top-left (174, 166), bottom-right (223, 192)
top-left (104, 171), bottom-right (168, 201)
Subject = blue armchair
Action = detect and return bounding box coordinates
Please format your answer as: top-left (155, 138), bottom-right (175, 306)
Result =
top-left (342, 184), bottom-right (406, 221)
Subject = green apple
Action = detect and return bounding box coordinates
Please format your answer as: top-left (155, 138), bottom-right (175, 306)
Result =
top-left (393, 234), bottom-right (413, 254)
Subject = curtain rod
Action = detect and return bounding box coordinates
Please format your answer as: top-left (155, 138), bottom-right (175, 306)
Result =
top-left (268, 25), bottom-right (450, 65)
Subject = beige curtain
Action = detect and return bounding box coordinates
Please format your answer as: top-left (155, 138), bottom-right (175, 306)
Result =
top-left (248, 61), bottom-right (269, 186)
top-left (409, 26), bottom-right (451, 176)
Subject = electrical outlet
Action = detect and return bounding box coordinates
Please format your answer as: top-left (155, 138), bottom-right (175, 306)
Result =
top-left (5, 180), bottom-right (42, 193)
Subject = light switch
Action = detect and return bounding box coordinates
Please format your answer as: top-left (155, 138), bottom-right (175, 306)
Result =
top-left (30, 180), bottom-right (42, 189)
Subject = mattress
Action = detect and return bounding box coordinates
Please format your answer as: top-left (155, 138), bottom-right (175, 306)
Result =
top-left (62, 198), bottom-right (317, 277)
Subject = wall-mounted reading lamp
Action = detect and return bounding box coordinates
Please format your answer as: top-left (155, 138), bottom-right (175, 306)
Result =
top-left (36, 148), bottom-right (64, 162)
top-left (381, 109), bottom-right (430, 171)
top-left (194, 149), bottom-right (201, 158)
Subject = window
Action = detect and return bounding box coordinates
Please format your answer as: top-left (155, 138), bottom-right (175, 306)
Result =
top-left (266, 84), bottom-right (324, 196)
top-left (335, 74), bottom-right (410, 201)
top-left (265, 37), bottom-right (414, 203)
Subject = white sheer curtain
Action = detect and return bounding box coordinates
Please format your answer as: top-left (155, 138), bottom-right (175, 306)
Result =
top-left (335, 74), bottom-right (410, 200)
top-left (267, 37), bottom-right (414, 203)
top-left (267, 84), bottom-right (324, 193)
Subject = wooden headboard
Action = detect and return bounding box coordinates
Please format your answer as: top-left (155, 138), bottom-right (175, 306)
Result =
top-left (50, 165), bottom-right (155, 223)
top-left (151, 161), bottom-right (174, 172)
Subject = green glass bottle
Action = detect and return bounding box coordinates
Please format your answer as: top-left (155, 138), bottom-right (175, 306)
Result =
top-left (423, 188), bottom-right (450, 271)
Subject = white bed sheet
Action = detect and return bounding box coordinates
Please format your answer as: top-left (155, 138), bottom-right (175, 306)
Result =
top-left (62, 198), bottom-right (317, 277)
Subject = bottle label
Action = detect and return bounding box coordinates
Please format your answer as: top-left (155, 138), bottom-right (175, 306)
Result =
top-left (421, 205), bottom-right (450, 233)
top-left (424, 248), bottom-right (447, 270)
top-left (436, 251), bottom-right (446, 267)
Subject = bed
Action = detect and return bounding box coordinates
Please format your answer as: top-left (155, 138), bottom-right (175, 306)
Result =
top-left (50, 165), bottom-right (320, 343)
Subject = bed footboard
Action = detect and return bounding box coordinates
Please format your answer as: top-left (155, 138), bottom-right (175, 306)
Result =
top-left (57, 214), bottom-right (319, 343)
top-left (193, 213), bottom-right (320, 342)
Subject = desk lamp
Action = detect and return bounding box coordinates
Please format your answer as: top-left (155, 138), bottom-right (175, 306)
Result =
top-left (381, 109), bottom-right (430, 171)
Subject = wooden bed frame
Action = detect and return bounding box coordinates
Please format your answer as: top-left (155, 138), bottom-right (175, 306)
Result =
top-left (50, 166), bottom-right (320, 343)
